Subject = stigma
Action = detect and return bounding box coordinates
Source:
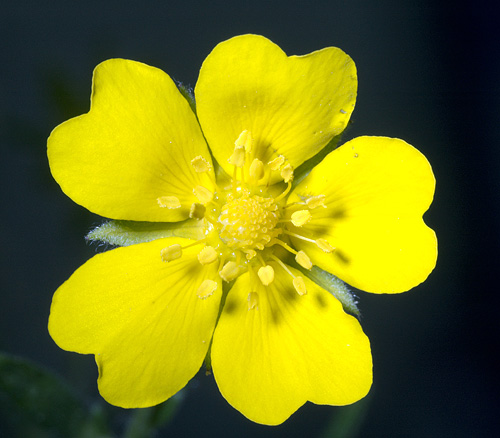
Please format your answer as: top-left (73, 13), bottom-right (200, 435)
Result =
top-left (218, 191), bottom-right (280, 250)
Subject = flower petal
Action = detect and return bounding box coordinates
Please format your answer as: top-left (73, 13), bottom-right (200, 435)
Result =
top-left (289, 136), bottom-right (437, 293)
top-left (48, 59), bottom-right (214, 222)
top-left (48, 238), bottom-right (222, 407)
top-left (211, 264), bottom-right (372, 425)
top-left (195, 34), bottom-right (356, 179)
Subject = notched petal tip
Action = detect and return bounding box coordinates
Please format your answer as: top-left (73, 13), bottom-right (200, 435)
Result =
top-left (48, 58), bottom-right (211, 222)
top-left (195, 35), bottom-right (358, 181)
top-left (291, 135), bottom-right (437, 294)
top-left (212, 269), bottom-right (372, 425)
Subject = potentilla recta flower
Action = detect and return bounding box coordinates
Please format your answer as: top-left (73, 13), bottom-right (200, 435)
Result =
top-left (47, 34), bottom-right (437, 425)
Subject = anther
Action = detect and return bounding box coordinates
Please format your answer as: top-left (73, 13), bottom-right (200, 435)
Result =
top-left (247, 292), bottom-right (259, 310)
top-left (189, 202), bottom-right (206, 219)
top-left (293, 276), bottom-right (307, 295)
top-left (249, 158), bottom-right (265, 182)
top-left (268, 155), bottom-right (285, 171)
top-left (316, 238), bottom-right (335, 253)
top-left (219, 261), bottom-right (240, 282)
top-left (197, 246), bottom-right (218, 265)
top-left (291, 210), bottom-right (312, 227)
top-left (284, 230), bottom-right (335, 253)
top-left (235, 130), bottom-right (253, 153)
top-left (295, 250), bottom-right (313, 270)
top-left (306, 195), bottom-right (326, 209)
top-left (157, 196), bottom-right (181, 209)
top-left (193, 185), bottom-right (214, 204)
top-left (281, 163), bottom-right (294, 183)
top-left (191, 156), bottom-right (211, 173)
top-left (161, 244), bottom-right (182, 262)
top-left (197, 279), bottom-right (218, 299)
top-left (270, 254), bottom-right (307, 296)
top-left (228, 145), bottom-right (246, 168)
top-left (258, 265), bottom-right (275, 286)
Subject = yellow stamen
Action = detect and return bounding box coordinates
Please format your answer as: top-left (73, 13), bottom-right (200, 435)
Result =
top-left (258, 265), bottom-right (275, 286)
top-left (189, 202), bottom-right (206, 219)
top-left (157, 196), bottom-right (181, 209)
top-left (269, 254), bottom-right (305, 295)
top-left (275, 181), bottom-right (292, 202)
top-left (235, 250), bottom-right (242, 265)
top-left (197, 246), bottom-right (218, 265)
top-left (295, 250), bottom-right (312, 270)
top-left (219, 261), bottom-right (240, 282)
top-left (306, 195), bottom-right (326, 209)
top-left (193, 185), bottom-right (214, 204)
top-left (228, 146), bottom-right (246, 167)
top-left (240, 160), bottom-right (246, 185)
top-left (191, 155), bottom-right (211, 173)
top-left (291, 210), bottom-right (312, 227)
top-left (269, 254), bottom-right (289, 273)
top-left (235, 130), bottom-right (253, 153)
top-left (271, 238), bottom-right (297, 254)
top-left (283, 200), bottom-right (306, 209)
top-left (281, 163), bottom-right (294, 183)
top-left (160, 244), bottom-right (182, 262)
top-left (231, 165), bottom-right (238, 194)
top-left (256, 252), bottom-right (266, 267)
top-left (283, 230), bottom-right (316, 244)
top-left (283, 230), bottom-right (334, 253)
top-left (247, 292), bottom-right (259, 310)
top-left (316, 238), bottom-right (335, 253)
top-left (293, 276), bottom-right (307, 295)
top-left (197, 279), bottom-right (218, 299)
top-left (249, 158), bottom-right (265, 182)
top-left (268, 155), bottom-right (285, 171)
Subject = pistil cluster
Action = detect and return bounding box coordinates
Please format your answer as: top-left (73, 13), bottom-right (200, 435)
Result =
top-left (158, 131), bottom-right (334, 307)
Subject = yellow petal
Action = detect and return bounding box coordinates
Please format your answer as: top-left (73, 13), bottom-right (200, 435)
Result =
top-left (195, 35), bottom-right (356, 183)
top-left (290, 136), bottom-right (437, 293)
top-left (212, 264), bottom-right (372, 425)
top-left (48, 59), bottom-right (214, 222)
top-left (48, 238), bottom-right (221, 407)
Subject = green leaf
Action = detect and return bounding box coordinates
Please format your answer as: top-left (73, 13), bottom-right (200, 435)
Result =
top-left (87, 219), bottom-right (205, 247)
top-left (0, 353), bottom-right (88, 437)
top-left (299, 266), bottom-right (360, 317)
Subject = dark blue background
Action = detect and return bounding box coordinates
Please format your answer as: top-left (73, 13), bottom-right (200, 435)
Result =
top-left (2, 1), bottom-right (499, 436)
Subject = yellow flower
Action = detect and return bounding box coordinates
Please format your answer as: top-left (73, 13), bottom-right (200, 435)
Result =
top-left (47, 35), bottom-right (437, 425)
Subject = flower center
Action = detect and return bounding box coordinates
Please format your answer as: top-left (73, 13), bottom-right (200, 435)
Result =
top-left (158, 130), bottom-right (334, 302)
top-left (218, 191), bottom-right (281, 251)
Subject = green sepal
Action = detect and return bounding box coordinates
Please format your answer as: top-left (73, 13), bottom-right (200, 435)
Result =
top-left (177, 83), bottom-right (196, 114)
top-left (86, 219), bottom-right (205, 247)
top-left (297, 265), bottom-right (360, 317)
top-left (0, 352), bottom-right (88, 436)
